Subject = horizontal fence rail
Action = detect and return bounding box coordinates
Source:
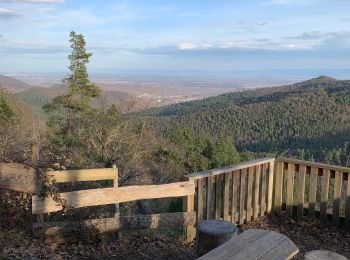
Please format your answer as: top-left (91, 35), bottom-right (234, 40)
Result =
top-left (275, 157), bottom-right (350, 227)
top-left (185, 158), bottom-right (276, 225)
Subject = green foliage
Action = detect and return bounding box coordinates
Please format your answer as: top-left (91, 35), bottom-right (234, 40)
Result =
top-left (143, 77), bottom-right (350, 167)
top-left (43, 31), bottom-right (101, 160)
top-left (0, 89), bottom-right (17, 124)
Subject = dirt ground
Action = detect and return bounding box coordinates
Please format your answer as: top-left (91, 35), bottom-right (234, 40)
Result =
top-left (240, 212), bottom-right (350, 259)
top-left (1, 212), bottom-right (350, 259)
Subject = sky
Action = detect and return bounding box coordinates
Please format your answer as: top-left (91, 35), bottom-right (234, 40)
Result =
top-left (0, 0), bottom-right (350, 74)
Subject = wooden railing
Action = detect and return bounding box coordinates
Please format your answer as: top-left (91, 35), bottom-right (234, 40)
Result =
top-left (185, 158), bottom-right (276, 225)
top-left (275, 158), bottom-right (350, 227)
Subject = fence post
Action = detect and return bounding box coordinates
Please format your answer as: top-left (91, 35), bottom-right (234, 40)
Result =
top-left (32, 140), bottom-right (44, 224)
top-left (183, 189), bottom-right (195, 243)
top-left (112, 165), bottom-right (122, 239)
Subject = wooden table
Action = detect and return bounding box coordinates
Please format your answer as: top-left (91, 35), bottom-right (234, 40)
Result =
top-left (197, 229), bottom-right (299, 260)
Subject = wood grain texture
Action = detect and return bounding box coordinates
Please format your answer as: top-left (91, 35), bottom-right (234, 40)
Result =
top-left (197, 178), bottom-right (204, 223)
top-left (223, 173), bottom-right (230, 221)
top-left (239, 169), bottom-right (246, 224)
top-left (186, 158), bottom-right (275, 180)
top-left (0, 163), bottom-right (40, 193)
top-left (308, 167), bottom-right (318, 218)
top-left (297, 165), bottom-right (306, 218)
top-left (215, 175), bottom-right (222, 220)
top-left (286, 163), bottom-right (295, 216)
top-left (253, 165), bottom-right (261, 219)
top-left (346, 173), bottom-right (350, 227)
top-left (33, 212), bottom-right (196, 235)
top-left (183, 193), bottom-right (196, 242)
top-left (207, 176), bottom-right (213, 220)
top-left (47, 168), bottom-right (117, 183)
top-left (32, 181), bottom-right (195, 214)
top-left (267, 161), bottom-right (275, 213)
top-left (333, 171), bottom-right (343, 226)
top-left (260, 164), bottom-right (267, 216)
top-left (320, 169), bottom-right (330, 221)
top-left (197, 229), bottom-right (299, 260)
top-left (246, 166), bottom-right (253, 222)
top-left (231, 171), bottom-right (238, 223)
top-left (274, 161), bottom-right (284, 212)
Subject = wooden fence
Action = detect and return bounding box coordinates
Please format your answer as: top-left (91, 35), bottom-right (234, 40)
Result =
top-left (1, 156), bottom-right (350, 243)
top-left (275, 158), bottom-right (350, 227)
top-left (185, 158), bottom-right (276, 225)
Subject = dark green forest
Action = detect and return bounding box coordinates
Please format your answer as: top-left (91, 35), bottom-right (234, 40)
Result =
top-left (141, 76), bottom-right (350, 167)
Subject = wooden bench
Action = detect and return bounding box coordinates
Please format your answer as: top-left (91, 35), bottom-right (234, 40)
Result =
top-left (197, 229), bottom-right (299, 260)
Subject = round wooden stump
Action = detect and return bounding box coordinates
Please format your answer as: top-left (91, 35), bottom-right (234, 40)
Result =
top-left (196, 220), bottom-right (238, 255)
top-left (305, 250), bottom-right (347, 260)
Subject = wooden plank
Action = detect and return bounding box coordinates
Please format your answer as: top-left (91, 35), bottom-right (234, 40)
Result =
top-left (297, 165), bottom-right (306, 217)
top-left (215, 175), bottom-right (222, 219)
top-left (308, 167), bottom-right (318, 218)
top-left (267, 161), bottom-right (275, 213)
top-left (47, 168), bottom-right (117, 183)
top-left (112, 165), bottom-right (120, 217)
top-left (274, 161), bottom-right (284, 212)
top-left (239, 169), bottom-right (246, 224)
top-left (333, 171), bottom-right (343, 226)
top-left (320, 169), bottom-right (330, 221)
top-left (253, 165), bottom-right (261, 219)
top-left (33, 212), bottom-right (197, 235)
top-left (186, 158), bottom-right (275, 180)
top-left (277, 157), bottom-right (350, 176)
top-left (346, 173), bottom-right (350, 227)
top-left (32, 181), bottom-right (195, 214)
top-left (198, 229), bottom-right (270, 260)
top-left (197, 178), bottom-right (204, 223)
top-left (223, 172), bottom-right (230, 221)
top-left (260, 164), bottom-right (267, 216)
top-left (260, 237), bottom-right (299, 260)
top-left (231, 171), bottom-right (238, 223)
top-left (286, 163), bottom-right (295, 216)
top-left (206, 176), bottom-right (213, 220)
top-left (183, 193), bottom-right (195, 242)
top-left (0, 163), bottom-right (40, 193)
top-left (246, 166), bottom-right (253, 222)
top-left (198, 229), bottom-right (298, 260)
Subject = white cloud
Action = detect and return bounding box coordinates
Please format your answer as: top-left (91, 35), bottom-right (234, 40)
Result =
top-left (0, 7), bottom-right (19, 18)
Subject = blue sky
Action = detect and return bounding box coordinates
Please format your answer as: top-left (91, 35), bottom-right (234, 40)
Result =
top-left (0, 0), bottom-right (350, 74)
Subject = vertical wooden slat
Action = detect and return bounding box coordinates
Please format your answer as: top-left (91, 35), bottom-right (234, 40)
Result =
top-left (239, 169), bottom-right (246, 224)
top-left (267, 161), bottom-right (275, 213)
top-left (333, 171), bottom-right (343, 226)
top-left (113, 165), bottom-right (120, 217)
top-left (346, 172), bottom-right (350, 227)
top-left (286, 163), bottom-right (295, 216)
top-left (253, 165), bottom-right (261, 219)
top-left (274, 161), bottom-right (284, 212)
top-left (320, 169), bottom-right (330, 221)
top-left (197, 178), bottom-right (204, 223)
top-left (215, 175), bottom-right (222, 219)
top-left (297, 165), bottom-right (306, 217)
top-left (246, 166), bottom-right (253, 222)
top-left (183, 194), bottom-right (195, 242)
top-left (308, 167), bottom-right (318, 218)
top-left (223, 172), bottom-right (230, 221)
top-left (260, 164), bottom-right (267, 216)
top-left (231, 171), bottom-right (238, 223)
top-left (206, 176), bottom-right (213, 220)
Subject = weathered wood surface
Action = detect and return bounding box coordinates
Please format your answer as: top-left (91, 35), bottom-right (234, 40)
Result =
top-left (286, 163), bottom-right (295, 216)
top-left (186, 158), bottom-right (275, 180)
top-left (277, 157), bottom-right (350, 177)
top-left (47, 168), bottom-right (117, 183)
top-left (33, 212), bottom-right (196, 235)
top-left (305, 250), bottom-right (347, 260)
top-left (297, 165), bottom-right (306, 217)
top-left (197, 229), bottom-right (299, 260)
top-left (274, 161), bottom-right (284, 212)
top-left (32, 181), bottom-right (195, 214)
top-left (0, 163), bottom-right (40, 193)
top-left (197, 220), bottom-right (237, 255)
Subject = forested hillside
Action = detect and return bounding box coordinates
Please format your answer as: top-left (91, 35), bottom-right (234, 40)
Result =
top-left (142, 76), bottom-right (350, 166)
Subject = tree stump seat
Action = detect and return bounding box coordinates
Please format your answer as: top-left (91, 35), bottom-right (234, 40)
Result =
top-left (196, 220), bottom-right (238, 255)
top-left (305, 250), bottom-right (347, 260)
